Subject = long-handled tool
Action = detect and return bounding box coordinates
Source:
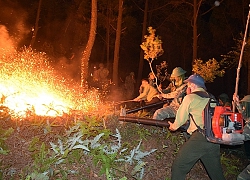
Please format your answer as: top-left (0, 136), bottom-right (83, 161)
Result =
top-left (233, 5), bottom-right (250, 112)
top-left (125, 98), bottom-right (173, 114)
top-left (113, 99), bottom-right (135, 106)
top-left (209, 5), bottom-right (250, 145)
top-left (119, 116), bottom-right (172, 127)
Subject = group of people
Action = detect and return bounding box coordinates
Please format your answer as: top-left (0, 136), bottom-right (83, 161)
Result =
top-left (91, 63), bottom-right (110, 89)
top-left (133, 67), bottom-right (188, 120)
top-left (131, 66), bottom-right (250, 180)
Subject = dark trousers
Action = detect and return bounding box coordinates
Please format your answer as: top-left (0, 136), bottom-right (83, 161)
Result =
top-left (171, 131), bottom-right (226, 180)
top-left (244, 140), bottom-right (250, 159)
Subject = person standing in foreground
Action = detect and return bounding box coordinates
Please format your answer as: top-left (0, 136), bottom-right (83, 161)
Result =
top-left (168, 74), bottom-right (225, 180)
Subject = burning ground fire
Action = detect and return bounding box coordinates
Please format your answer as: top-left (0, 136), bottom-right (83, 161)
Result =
top-left (0, 47), bottom-right (103, 118)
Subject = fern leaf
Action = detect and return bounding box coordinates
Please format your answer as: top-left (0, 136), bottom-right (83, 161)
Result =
top-left (90, 133), bottom-right (104, 149)
top-left (72, 144), bottom-right (90, 151)
top-left (131, 161), bottom-right (146, 175)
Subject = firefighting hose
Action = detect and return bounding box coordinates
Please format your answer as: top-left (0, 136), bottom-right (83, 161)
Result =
top-left (233, 5), bottom-right (250, 112)
top-left (125, 98), bottom-right (173, 114)
top-left (119, 116), bottom-right (172, 127)
top-left (118, 98), bottom-right (174, 127)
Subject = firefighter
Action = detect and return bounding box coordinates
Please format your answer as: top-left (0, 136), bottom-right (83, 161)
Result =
top-left (153, 67), bottom-right (187, 120)
top-left (234, 95), bottom-right (250, 180)
top-left (124, 72), bottom-right (136, 99)
top-left (161, 66), bottom-right (187, 93)
top-left (168, 74), bottom-right (226, 180)
top-left (234, 95), bottom-right (250, 157)
top-left (97, 63), bottom-right (109, 83)
top-left (133, 78), bottom-right (160, 107)
top-left (139, 72), bottom-right (159, 95)
top-left (218, 93), bottom-right (231, 109)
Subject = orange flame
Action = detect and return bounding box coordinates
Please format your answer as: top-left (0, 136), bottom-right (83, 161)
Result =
top-left (0, 47), bottom-right (101, 118)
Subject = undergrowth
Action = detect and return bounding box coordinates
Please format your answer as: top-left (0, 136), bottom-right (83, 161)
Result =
top-left (17, 116), bottom-right (158, 180)
top-left (0, 111), bottom-right (247, 179)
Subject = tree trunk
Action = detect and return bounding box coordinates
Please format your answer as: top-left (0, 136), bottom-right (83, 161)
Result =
top-left (112, 0), bottom-right (123, 86)
top-left (248, 58), bottom-right (250, 94)
top-left (80, 0), bottom-right (97, 87)
top-left (137, 0), bottom-right (148, 90)
top-left (192, 0), bottom-right (198, 64)
top-left (106, 0), bottom-right (111, 69)
top-left (30, 0), bottom-right (42, 48)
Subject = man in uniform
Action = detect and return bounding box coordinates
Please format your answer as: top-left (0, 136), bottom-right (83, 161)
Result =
top-left (168, 74), bottom-right (225, 180)
top-left (153, 67), bottom-right (187, 120)
top-left (133, 78), bottom-right (160, 106)
top-left (234, 95), bottom-right (250, 180)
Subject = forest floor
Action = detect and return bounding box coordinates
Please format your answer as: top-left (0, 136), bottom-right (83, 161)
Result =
top-left (0, 109), bottom-right (249, 180)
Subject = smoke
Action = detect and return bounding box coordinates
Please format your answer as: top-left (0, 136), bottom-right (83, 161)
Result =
top-left (0, 1), bottom-right (30, 48)
top-left (0, 25), bottom-right (15, 53)
top-left (55, 56), bottom-right (81, 81)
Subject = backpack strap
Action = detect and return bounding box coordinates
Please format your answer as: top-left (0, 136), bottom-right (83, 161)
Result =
top-left (189, 91), bottom-right (210, 134)
top-left (189, 113), bottom-right (204, 134)
top-left (191, 91), bottom-right (210, 98)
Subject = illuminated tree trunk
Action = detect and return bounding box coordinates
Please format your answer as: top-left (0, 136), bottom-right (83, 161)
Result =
top-left (137, 0), bottom-right (148, 90)
top-left (192, 0), bottom-right (198, 64)
top-left (106, 0), bottom-right (111, 68)
top-left (248, 59), bottom-right (250, 94)
top-left (30, 0), bottom-right (42, 48)
top-left (80, 0), bottom-right (97, 87)
top-left (112, 0), bottom-right (123, 86)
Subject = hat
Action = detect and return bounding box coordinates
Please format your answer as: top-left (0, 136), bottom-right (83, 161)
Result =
top-left (184, 74), bottom-right (206, 89)
top-left (171, 67), bottom-right (186, 77)
top-left (241, 95), bottom-right (250, 102)
top-left (218, 93), bottom-right (230, 102)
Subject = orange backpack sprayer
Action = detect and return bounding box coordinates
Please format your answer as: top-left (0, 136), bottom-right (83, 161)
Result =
top-left (119, 6), bottom-right (250, 146)
top-left (209, 6), bottom-right (250, 145)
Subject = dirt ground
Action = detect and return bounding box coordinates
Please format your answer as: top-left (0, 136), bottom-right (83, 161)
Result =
top-left (0, 113), bottom-right (249, 180)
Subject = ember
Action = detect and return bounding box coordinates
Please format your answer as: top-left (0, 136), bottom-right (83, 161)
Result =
top-left (0, 47), bottom-right (101, 117)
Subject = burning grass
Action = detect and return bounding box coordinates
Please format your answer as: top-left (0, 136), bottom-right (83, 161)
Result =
top-left (0, 47), bottom-right (248, 180)
top-left (0, 47), bottom-right (108, 118)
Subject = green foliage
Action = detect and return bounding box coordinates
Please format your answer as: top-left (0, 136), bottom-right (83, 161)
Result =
top-left (120, 122), bottom-right (152, 143)
top-left (136, 127), bottom-right (151, 140)
top-left (24, 119), bottom-right (157, 180)
top-left (220, 152), bottom-right (241, 177)
top-left (66, 148), bottom-right (84, 163)
top-left (221, 34), bottom-right (250, 69)
top-left (165, 130), bottom-right (185, 156)
top-left (91, 144), bottom-right (117, 178)
top-left (28, 137), bottom-right (40, 152)
top-left (26, 142), bottom-right (58, 180)
top-left (192, 58), bottom-right (225, 83)
top-left (72, 115), bottom-right (111, 139)
top-left (0, 127), bottom-right (14, 155)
